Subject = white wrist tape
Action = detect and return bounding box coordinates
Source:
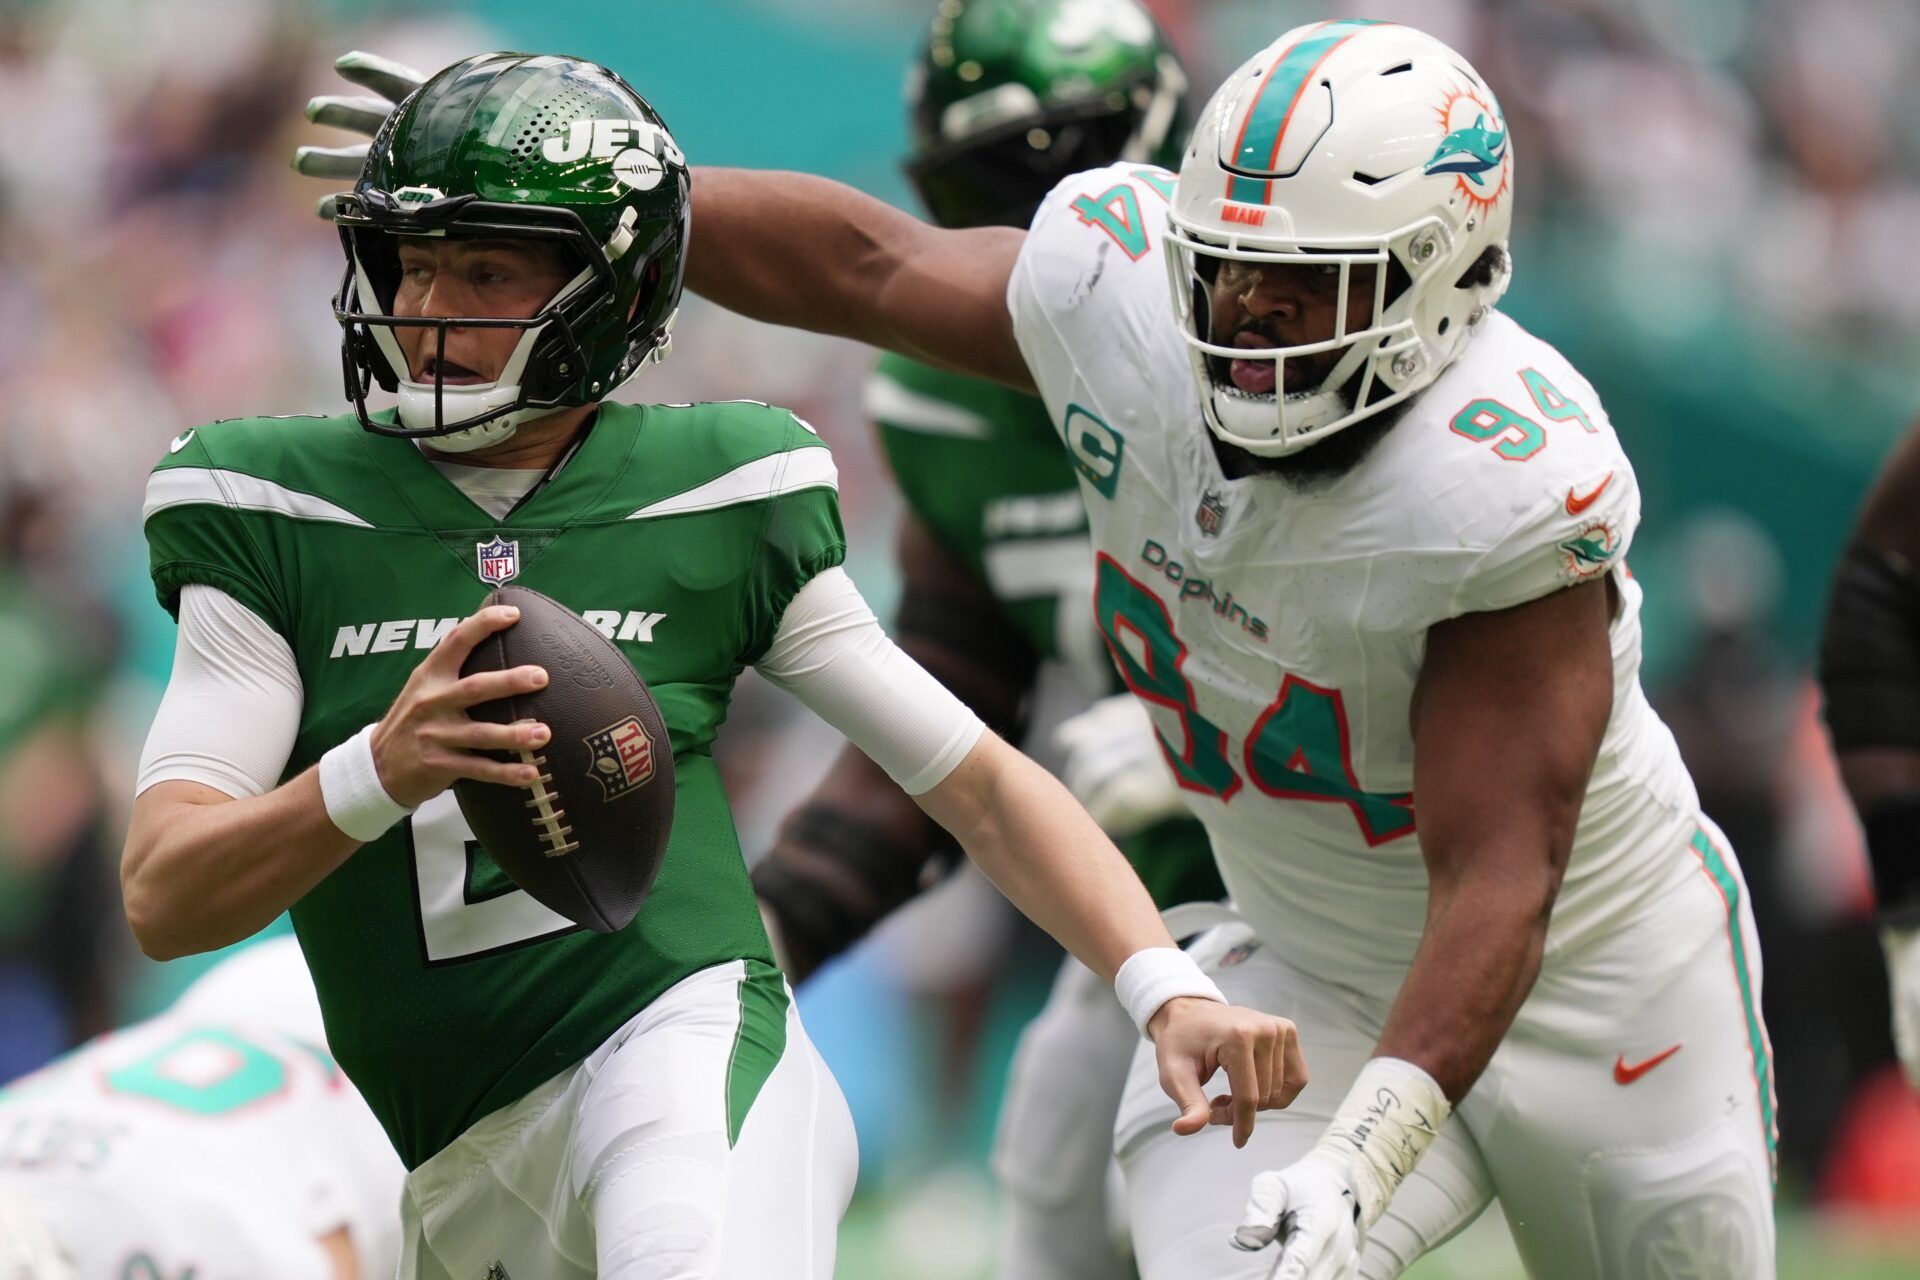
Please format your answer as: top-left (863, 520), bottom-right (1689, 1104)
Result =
top-left (1313, 1057), bottom-right (1451, 1226)
top-left (1114, 946), bottom-right (1227, 1037)
top-left (318, 724), bottom-right (416, 842)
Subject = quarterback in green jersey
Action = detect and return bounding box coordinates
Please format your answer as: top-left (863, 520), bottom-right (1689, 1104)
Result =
top-left (130, 52), bottom-right (1302, 1279)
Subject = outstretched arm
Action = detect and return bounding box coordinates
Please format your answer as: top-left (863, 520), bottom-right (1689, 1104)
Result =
top-left (686, 168), bottom-right (1034, 392)
top-left (752, 514), bottom-right (1040, 980)
top-left (1235, 578), bottom-right (1614, 1260)
top-left (291, 58), bottom-right (1033, 390)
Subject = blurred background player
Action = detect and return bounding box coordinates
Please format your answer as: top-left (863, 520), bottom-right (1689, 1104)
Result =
top-left (1821, 411), bottom-right (1920, 1094)
top-left (760, 5), bottom-right (1225, 1277)
top-left (0, 937), bottom-right (403, 1280)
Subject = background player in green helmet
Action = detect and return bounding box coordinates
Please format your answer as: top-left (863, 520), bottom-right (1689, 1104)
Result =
top-left (131, 49), bottom-right (1300, 1280)
top-left (756, 3), bottom-right (1226, 1276)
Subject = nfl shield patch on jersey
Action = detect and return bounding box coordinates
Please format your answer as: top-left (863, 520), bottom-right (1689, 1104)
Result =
top-left (476, 536), bottom-right (520, 585)
top-left (1196, 487), bottom-right (1228, 537)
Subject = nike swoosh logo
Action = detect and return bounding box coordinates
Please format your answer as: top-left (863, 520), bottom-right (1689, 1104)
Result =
top-left (1565, 472), bottom-right (1613, 515)
top-left (168, 428), bottom-right (196, 454)
top-left (1613, 1043), bottom-right (1682, 1085)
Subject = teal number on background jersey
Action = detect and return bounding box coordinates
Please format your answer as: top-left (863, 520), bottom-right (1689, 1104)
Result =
top-left (103, 1028), bottom-right (286, 1116)
top-left (1245, 675), bottom-right (1416, 845)
top-left (1094, 555), bottom-right (1241, 798)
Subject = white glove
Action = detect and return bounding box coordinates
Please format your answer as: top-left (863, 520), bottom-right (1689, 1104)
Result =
top-left (291, 51), bottom-right (426, 217)
top-left (1231, 1059), bottom-right (1450, 1278)
top-left (1884, 922), bottom-right (1920, 1091)
top-left (1232, 1148), bottom-right (1363, 1280)
top-left (1053, 693), bottom-right (1185, 837)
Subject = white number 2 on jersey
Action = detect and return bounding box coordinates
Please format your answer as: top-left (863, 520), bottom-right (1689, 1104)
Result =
top-left (408, 792), bottom-right (578, 965)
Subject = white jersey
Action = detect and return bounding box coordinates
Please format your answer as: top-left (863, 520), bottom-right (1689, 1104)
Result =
top-left (1010, 162), bottom-right (1709, 995)
top-left (0, 941), bottom-right (403, 1279)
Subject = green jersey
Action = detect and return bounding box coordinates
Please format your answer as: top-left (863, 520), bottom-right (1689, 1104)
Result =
top-left (142, 401), bottom-right (842, 1168)
top-left (868, 355), bottom-right (1223, 909)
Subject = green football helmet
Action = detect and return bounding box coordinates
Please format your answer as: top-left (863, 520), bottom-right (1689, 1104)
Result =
top-left (903, 0), bottom-right (1189, 230)
top-left (333, 53), bottom-right (690, 450)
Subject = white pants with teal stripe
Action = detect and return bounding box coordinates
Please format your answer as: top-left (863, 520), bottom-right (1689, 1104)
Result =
top-left (1115, 818), bottom-right (1777, 1279)
top-left (398, 960), bottom-right (857, 1280)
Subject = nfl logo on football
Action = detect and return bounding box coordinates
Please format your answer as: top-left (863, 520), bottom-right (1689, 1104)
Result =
top-left (476, 536), bottom-right (520, 585)
top-left (586, 715), bottom-right (656, 800)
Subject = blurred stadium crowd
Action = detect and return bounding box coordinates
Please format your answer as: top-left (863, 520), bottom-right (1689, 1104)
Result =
top-left (1, 0), bottom-right (1919, 1273)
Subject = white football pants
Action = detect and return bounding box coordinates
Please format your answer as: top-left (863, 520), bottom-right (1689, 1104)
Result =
top-left (991, 954), bottom-right (1139, 1279)
top-left (398, 960), bottom-right (857, 1280)
top-left (1117, 823), bottom-right (1777, 1279)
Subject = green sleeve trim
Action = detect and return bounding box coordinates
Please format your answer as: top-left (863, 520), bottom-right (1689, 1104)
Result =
top-left (724, 959), bottom-right (791, 1146)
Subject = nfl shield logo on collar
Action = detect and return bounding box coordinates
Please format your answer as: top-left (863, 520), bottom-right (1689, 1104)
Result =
top-left (476, 536), bottom-right (520, 585)
top-left (1196, 488), bottom-right (1228, 537)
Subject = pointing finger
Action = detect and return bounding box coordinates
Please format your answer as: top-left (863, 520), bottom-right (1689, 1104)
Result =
top-left (1225, 1031), bottom-right (1259, 1148)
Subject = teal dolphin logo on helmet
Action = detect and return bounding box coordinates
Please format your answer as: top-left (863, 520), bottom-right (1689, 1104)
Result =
top-left (1424, 113), bottom-right (1507, 185)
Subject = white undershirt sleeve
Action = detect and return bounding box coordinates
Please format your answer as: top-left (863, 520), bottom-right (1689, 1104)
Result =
top-left (754, 567), bottom-right (986, 796)
top-left (136, 584), bottom-right (305, 800)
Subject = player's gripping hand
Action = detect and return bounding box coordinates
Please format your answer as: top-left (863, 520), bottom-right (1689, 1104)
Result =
top-left (1147, 997), bottom-right (1307, 1149)
top-left (1231, 1149), bottom-right (1364, 1279)
top-left (368, 605), bottom-right (551, 806)
top-left (1054, 693), bottom-right (1186, 837)
top-left (292, 50), bottom-right (424, 218)
top-left (1885, 923), bottom-right (1920, 1091)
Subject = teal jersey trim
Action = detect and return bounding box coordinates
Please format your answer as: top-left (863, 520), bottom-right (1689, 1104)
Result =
top-left (1688, 828), bottom-right (1778, 1179)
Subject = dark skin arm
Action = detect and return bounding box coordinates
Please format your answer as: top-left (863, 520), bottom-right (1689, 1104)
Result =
top-left (687, 167), bottom-right (1035, 392)
top-left (753, 512), bottom-right (1043, 981)
top-left (1835, 412), bottom-right (1920, 806)
top-left (1377, 577), bottom-right (1616, 1100)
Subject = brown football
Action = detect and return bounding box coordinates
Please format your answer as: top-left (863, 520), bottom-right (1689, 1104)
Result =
top-left (453, 584), bottom-right (675, 933)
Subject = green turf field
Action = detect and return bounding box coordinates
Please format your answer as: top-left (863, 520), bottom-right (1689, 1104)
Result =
top-left (833, 1177), bottom-right (1920, 1278)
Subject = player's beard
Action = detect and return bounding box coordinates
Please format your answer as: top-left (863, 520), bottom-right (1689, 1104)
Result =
top-left (1208, 367), bottom-right (1414, 490)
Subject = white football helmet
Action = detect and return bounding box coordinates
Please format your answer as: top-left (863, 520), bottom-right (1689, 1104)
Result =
top-left (1166, 20), bottom-right (1514, 456)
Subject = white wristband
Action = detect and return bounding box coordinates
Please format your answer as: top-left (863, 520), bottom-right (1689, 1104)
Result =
top-left (1114, 946), bottom-right (1227, 1037)
top-left (1314, 1057), bottom-right (1451, 1226)
top-left (318, 724), bottom-right (416, 843)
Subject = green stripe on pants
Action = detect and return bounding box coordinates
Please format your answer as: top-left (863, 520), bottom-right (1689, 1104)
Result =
top-left (725, 959), bottom-right (791, 1147)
